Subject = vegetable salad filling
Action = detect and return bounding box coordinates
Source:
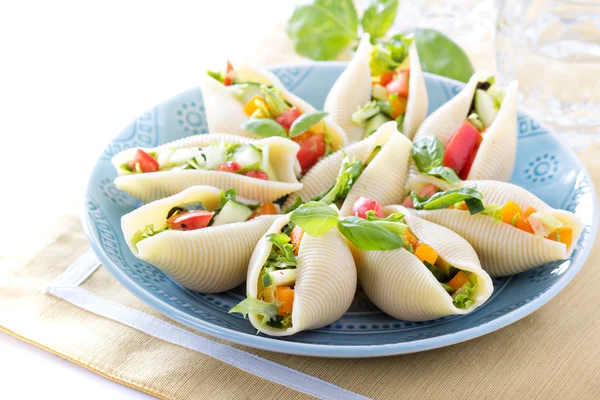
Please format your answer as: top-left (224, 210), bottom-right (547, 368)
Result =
top-left (285, 146), bottom-right (381, 212)
top-left (120, 142), bottom-right (276, 181)
top-left (131, 189), bottom-right (278, 249)
top-left (208, 61), bottom-right (333, 173)
top-left (352, 34), bottom-right (413, 138)
top-left (230, 223), bottom-right (302, 329)
top-left (343, 197), bottom-right (477, 309)
top-left (403, 185), bottom-right (572, 247)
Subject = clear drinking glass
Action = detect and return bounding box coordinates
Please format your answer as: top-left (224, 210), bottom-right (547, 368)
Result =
top-left (496, 0), bottom-right (600, 141)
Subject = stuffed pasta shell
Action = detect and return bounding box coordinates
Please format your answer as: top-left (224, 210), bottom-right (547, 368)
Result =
top-left (122, 185), bottom-right (279, 293)
top-left (324, 33), bottom-right (428, 143)
top-left (230, 213), bottom-right (356, 336)
top-left (410, 73), bottom-right (518, 185)
top-left (112, 133), bottom-right (302, 203)
top-left (282, 121), bottom-right (411, 216)
top-left (201, 62), bottom-right (347, 174)
top-left (407, 180), bottom-right (585, 276)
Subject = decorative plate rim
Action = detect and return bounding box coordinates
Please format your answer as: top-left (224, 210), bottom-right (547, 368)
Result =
top-left (83, 66), bottom-right (599, 358)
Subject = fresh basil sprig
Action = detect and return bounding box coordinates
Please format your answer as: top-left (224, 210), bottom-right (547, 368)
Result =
top-left (241, 119), bottom-right (287, 138)
top-left (411, 187), bottom-right (484, 214)
top-left (289, 111), bottom-right (328, 138)
top-left (337, 216), bottom-right (404, 251)
top-left (290, 201), bottom-right (339, 237)
top-left (286, 0), bottom-right (359, 61)
top-left (362, 0), bottom-right (399, 42)
top-left (411, 137), bottom-right (460, 185)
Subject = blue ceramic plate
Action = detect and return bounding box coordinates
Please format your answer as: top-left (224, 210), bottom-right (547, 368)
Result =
top-left (84, 64), bottom-right (598, 358)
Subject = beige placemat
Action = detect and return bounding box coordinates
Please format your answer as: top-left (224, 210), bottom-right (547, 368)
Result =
top-left (3, 20), bottom-right (600, 400)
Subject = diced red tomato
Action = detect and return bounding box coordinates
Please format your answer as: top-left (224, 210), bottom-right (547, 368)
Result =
top-left (418, 184), bottom-right (438, 199)
top-left (166, 210), bottom-right (214, 231)
top-left (243, 170), bottom-right (269, 180)
top-left (127, 149), bottom-right (159, 173)
top-left (443, 120), bottom-right (482, 177)
top-left (224, 60), bottom-right (234, 86)
top-left (291, 131), bottom-right (313, 144)
top-left (297, 134), bottom-right (326, 173)
top-left (386, 69), bottom-right (410, 98)
top-left (248, 202), bottom-right (278, 220)
top-left (457, 128), bottom-right (483, 180)
top-left (379, 71), bottom-right (394, 86)
top-left (275, 107), bottom-right (301, 132)
top-left (290, 225), bottom-right (304, 255)
top-left (402, 195), bottom-right (414, 208)
top-left (352, 197), bottom-right (384, 219)
top-left (216, 161), bottom-right (242, 173)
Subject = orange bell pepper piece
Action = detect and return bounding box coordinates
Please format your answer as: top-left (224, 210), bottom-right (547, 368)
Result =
top-left (447, 271), bottom-right (470, 291)
top-left (243, 96), bottom-right (268, 117)
top-left (547, 227), bottom-right (573, 247)
top-left (276, 286), bottom-right (295, 315)
top-left (514, 206), bottom-right (537, 233)
top-left (248, 202), bottom-right (278, 220)
top-left (415, 243), bottom-right (438, 265)
top-left (290, 225), bottom-right (304, 256)
top-left (500, 201), bottom-right (522, 225)
top-left (389, 94), bottom-right (407, 119)
top-left (404, 230), bottom-right (419, 252)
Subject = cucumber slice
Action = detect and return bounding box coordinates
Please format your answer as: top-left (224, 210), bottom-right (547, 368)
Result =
top-left (372, 84), bottom-right (389, 101)
top-left (227, 82), bottom-right (263, 104)
top-left (211, 200), bottom-right (253, 226)
top-left (199, 144), bottom-right (227, 170)
top-left (259, 144), bottom-right (278, 180)
top-left (267, 269), bottom-right (297, 287)
top-left (232, 144), bottom-right (263, 168)
top-left (474, 89), bottom-right (498, 128)
top-left (364, 113), bottom-right (392, 138)
top-left (424, 261), bottom-right (449, 283)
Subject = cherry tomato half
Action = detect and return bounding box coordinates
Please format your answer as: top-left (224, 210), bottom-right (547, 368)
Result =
top-left (127, 149), bottom-right (159, 173)
top-left (352, 197), bottom-right (384, 219)
top-left (166, 210), bottom-right (215, 231)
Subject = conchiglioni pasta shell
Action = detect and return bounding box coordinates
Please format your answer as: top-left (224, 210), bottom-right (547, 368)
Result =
top-left (112, 134), bottom-right (302, 203)
top-left (245, 214), bottom-right (356, 336)
top-left (201, 64), bottom-right (348, 151)
top-left (409, 73), bottom-right (518, 184)
top-left (412, 180), bottom-right (585, 277)
top-left (283, 121), bottom-right (411, 216)
top-left (354, 205), bottom-right (493, 321)
top-left (122, 185), bottom-right (278, 293)
top-left (323, 38), bottom-right (428, 143)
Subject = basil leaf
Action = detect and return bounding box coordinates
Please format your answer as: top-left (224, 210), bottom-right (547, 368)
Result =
top-left (411, 188), bottom-right (483, 212)
top-left (337, 217), bottom-right (404, 250)
top-left (465, 197), bottom-right (485, 215)
top-left (362, 0), bottom-right (398, 41)
top-left (241, 119), bottom-right (287, 138)
top-left (286, 0), bottom-right (359, 61)
top-left (166, 202), bottom-right (206, 219)
top-left (414, 28), bottom-right (475, 83)
top-left (411, 136), bottom-right (444, 173)
top-left (290, 201), bottom-right (339, 237)
top-left (289, 111), bottom-right (329, 138)
top-left (427, 166), bottom-right (460, 185)
top-left (385, 33), bottom-right (412, 63)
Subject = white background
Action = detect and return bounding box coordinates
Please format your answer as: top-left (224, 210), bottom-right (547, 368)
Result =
top-left (0, 1), bottom-right (289, 398)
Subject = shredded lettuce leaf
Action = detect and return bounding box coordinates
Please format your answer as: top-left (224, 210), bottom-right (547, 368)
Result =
top-left (529, 212), bottom-right (563, 238)
top-left (264, 233), bottom-right (298, 270)
top-left (480, 204), bottom-right (503, 223)
top-left (315, 157), bottom-right (364, 205)
top-left (352, 100), bottom-right (381, 125)
top-left (131, 224), bottom-right (168, 250)
top-left (452, 279), bottom-right (477, 309)
top-left (229, 296), bottom-right (280, 327)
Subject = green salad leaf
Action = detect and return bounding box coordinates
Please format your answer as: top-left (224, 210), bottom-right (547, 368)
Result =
top-left (316, 157), bottom-right (364, 205)
top-left (290, 201), bottom-right (339, 237)
top-left (411, 187), bottom-right (484, 214)
top-left (289, 111), bottom-right (329, 138)
top-left (229, 296), bottom-right (280, 327)
top-left (286, 0), bottom-right (359, 61)
top-left (241, 118), bottom-right (287, 138)
top-left (362, 0), bottom-right (398, 41)
top-left (414, 28), bottom-right (475, 83)
top-left (452, 280), bottom-right (477, 309)
top-left (337, 216), bottom-right (404, 250)
top-left (131, 224), bottom-right (167, 251)
top-left (427, 166), bottom-right (460, 185)
top-left (411, 136), bottom-right (444, 172)
top-left (265, 233), bottom-right (297, 270)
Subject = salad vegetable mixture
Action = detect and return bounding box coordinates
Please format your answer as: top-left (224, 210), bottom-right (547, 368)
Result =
top-left (230, 222), bottom-right (303, 329)
top-left (352, 34), bottom-right (413, 138)
top-left (132, 189), bottom-right (278, 250)
top-left (208, 61), bottom-right (333, 173)
top-left (120, 142), bottom-right (276, 181)
top-left (412, 77), bottom-right (505, 182)
top-left (341, 198), bottom-right (477, 309)
top-left (402, 183), bottom-right (572, 248)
